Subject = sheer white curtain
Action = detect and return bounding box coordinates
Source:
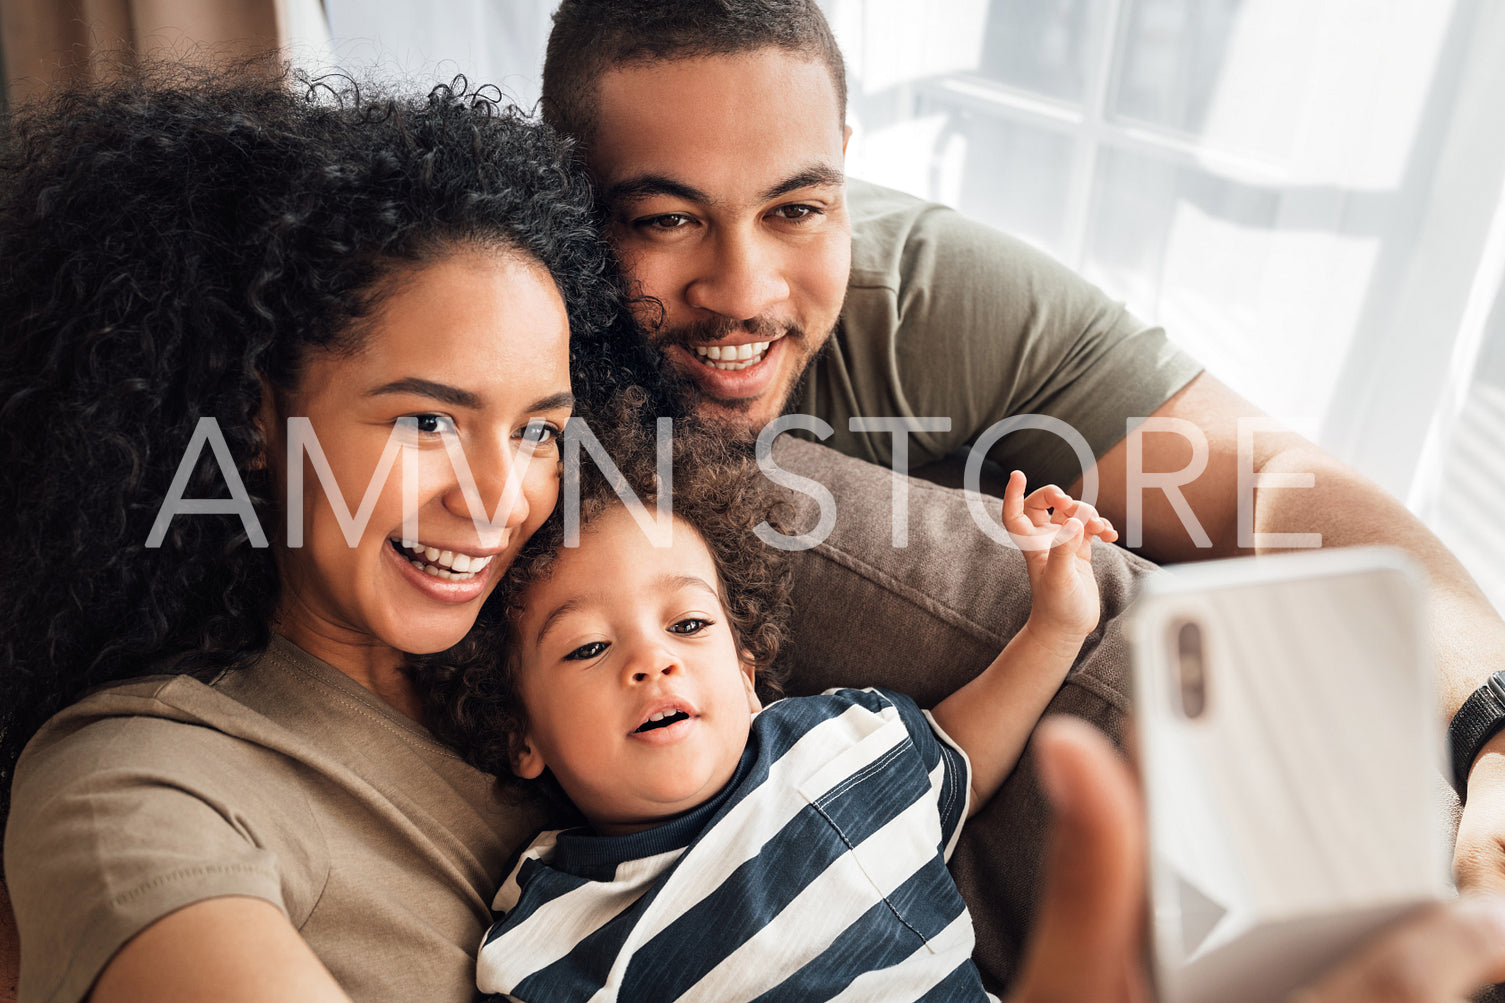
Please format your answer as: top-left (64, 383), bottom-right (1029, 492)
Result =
top-left (324, 0), bottom-right (1505, 613)
top-left (833, 0), bottom-right (1505, 611)
top-left (323, 0), bottom-right (548, 106)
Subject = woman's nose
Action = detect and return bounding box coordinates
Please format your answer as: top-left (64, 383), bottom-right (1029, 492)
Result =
top-left (441, 441), bottom-right (536, 538)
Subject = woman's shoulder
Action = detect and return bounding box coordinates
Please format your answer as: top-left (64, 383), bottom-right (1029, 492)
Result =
top-left (2, 662), bottom-right (332, 1003)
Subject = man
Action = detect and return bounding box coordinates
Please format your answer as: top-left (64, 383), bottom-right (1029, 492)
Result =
top-left (537, 0), bottom-right (1505, 994)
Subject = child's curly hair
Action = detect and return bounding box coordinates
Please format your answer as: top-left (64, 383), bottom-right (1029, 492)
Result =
top-left (420, 391), bottom-right (794, 792)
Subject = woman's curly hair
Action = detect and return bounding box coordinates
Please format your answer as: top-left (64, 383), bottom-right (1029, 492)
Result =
top-left (419, 390), bottom-right (794, 796)
top-left (0, 59), bottom-right (676, 828)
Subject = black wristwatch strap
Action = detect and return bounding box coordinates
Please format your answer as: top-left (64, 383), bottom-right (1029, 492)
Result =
top-left (1450, 670), bottom-right (1505, 799)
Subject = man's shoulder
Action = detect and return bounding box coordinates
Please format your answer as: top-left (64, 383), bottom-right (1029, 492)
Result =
top-left (846, 177), bottom-right (1042, 293)
top-left (846, 177), bottom-right (953, 288)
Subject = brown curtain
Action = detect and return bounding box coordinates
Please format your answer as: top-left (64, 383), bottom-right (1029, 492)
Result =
top-left (1, 0), bottom-right (293, 108)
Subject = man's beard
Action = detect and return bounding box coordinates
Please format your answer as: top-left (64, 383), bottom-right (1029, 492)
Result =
top-left (651, 314), bottom-right (830, 427)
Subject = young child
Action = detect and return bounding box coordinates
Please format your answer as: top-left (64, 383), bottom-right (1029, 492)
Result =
top-left (468, 416), bottom-right (1116, 1002)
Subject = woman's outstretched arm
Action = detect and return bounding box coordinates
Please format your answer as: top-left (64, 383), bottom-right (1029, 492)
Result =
top-left (90, 897), bottom-right (350, 1003)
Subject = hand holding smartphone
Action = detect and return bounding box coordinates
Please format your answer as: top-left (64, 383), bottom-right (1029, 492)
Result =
top-left (1130, 548), bottom-right (1451, 1003)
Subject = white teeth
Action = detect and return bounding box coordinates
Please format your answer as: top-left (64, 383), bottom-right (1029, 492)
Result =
top-left (394, 540), bottom-right (495, 579)
top-left (692, 340), bottom-right (772, 370)
top-left (650, 711), bottom-right (667, 721)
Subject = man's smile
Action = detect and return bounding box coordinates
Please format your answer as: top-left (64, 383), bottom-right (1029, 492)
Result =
top-left (690, 337), bottom-right (776, 370)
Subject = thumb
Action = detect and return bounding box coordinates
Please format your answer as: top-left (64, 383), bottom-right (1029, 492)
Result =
top-left (1042, 518), bottom-right (1086, 588)
top-left (1009, 717), bottom-right (1149, 1003)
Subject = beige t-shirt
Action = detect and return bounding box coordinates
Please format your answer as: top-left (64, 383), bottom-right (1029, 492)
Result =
top-left (4, 635), bottom-right (543, 1003)
top-left (800, 179), bottom-right (1203, 487)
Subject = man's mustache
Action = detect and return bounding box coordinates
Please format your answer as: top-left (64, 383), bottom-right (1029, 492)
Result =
top-left (652, 315), bottom-right (804, 351)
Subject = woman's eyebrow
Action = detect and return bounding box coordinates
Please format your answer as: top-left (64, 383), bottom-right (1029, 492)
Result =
top-left (529, 391), bottom-right (576, 413)
top-left (365, 383), bottom-right (574, 414)
top-left (366, 377), bottom-right (481, 409)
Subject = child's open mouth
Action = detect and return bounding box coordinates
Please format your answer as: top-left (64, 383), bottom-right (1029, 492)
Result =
top-left (634, 710), bottom-right (690, 733)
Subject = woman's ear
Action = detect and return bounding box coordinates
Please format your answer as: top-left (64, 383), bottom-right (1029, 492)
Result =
top-left (513, 736), bottom-right (546, 780)
top-left (740, 652), bottom-right (762, 713)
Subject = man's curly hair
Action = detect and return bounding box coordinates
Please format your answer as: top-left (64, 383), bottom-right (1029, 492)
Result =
top-left (420, 391), bottom-right (794, 794)
top-left (0, 59), bottom-right (677, 829)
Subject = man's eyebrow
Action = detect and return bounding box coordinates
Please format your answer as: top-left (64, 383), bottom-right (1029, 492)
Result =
top-left (759, 164), bottom-right (845, 202)
top-left (605, 165), bottom-right (845, 209)
top-left (605, 174), bottom-right (713, 207)
top-left (366, 378), bottom-right (481, 409)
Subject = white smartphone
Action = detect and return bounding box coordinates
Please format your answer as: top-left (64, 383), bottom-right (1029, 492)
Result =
top-left (1129, 547), bottom-right (1452, 1003)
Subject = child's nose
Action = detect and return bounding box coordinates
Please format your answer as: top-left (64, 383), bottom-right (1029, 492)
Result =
top-left (628, 650), bottom-right (681, 685)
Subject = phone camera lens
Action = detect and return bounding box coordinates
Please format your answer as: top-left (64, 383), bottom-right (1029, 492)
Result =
top-left (1173, 619), bottom-right (1207, 719)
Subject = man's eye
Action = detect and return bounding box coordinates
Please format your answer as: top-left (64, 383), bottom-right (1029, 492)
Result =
top-left (770, 204), bottom-right (821, 222)
top-left (668, 618), bottom-right (711, 635)
top-left (636, 213), bottom-right (694, 231)
top-left (564, 640), bottom-right (608, 661)
top-left (517, 420), bottom-right (561, 447)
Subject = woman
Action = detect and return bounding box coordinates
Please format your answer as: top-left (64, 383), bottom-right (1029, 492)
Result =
top-left (5, 60), bottom-right (1503, 1003)
top-left (0, 62), bottom-right (669, 1001)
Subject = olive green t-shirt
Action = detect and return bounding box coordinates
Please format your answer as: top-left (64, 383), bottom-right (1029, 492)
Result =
top-left (4, 635), bottom-right (543, 1003)
top-left (799, 179), bottom-right (1203, 487)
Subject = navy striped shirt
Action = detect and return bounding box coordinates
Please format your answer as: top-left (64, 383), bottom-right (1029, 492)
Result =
top-left (477, 687), bottom-right (993, 1002)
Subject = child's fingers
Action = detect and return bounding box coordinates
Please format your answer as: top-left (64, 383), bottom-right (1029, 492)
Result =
top-left (1069, 501), bottom-right (1115, 542)
top-left (1001, 470), bottom-right (1028, 529)
top-left (1047, 495), bottom-right (1120, 544)
top-left (1045, 518), bottom-right (1087, 585)
top-left (1022, 485), bottom-right (1064, 529)
top-left (1003, 472), bottom-right (1056, 555)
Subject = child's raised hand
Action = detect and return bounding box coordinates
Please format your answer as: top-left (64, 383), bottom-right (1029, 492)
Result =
top-left (1000, 470), bottom-right (1120, 640)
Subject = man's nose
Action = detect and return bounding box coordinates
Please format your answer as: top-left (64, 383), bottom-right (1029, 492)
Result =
top-left (684, 228), bottom-right (790, 322)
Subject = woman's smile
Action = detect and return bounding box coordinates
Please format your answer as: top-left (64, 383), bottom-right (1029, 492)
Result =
top-left (385, 536), bottom-right (499, 603)
top-left (268, 250), bottom-right (574, 692)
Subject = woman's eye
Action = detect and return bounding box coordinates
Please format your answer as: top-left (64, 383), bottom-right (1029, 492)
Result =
top-left (516, 419), bottom-right (562, 448)
top-left (563, 640), bottom-right (608, 661)
top-left (668, 618), bottom-right (711, 636)
top-left (403, 414), bottom-right (456, 436)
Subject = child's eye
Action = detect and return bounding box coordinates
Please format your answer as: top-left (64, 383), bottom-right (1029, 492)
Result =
top-left (668, 618), bottom-right (712, 636)
top-left (563, 640), bottom-right (608, 661)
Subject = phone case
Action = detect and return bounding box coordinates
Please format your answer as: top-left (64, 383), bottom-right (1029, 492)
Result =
top-left (1129, 547), bottom-right (1450, 1003)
